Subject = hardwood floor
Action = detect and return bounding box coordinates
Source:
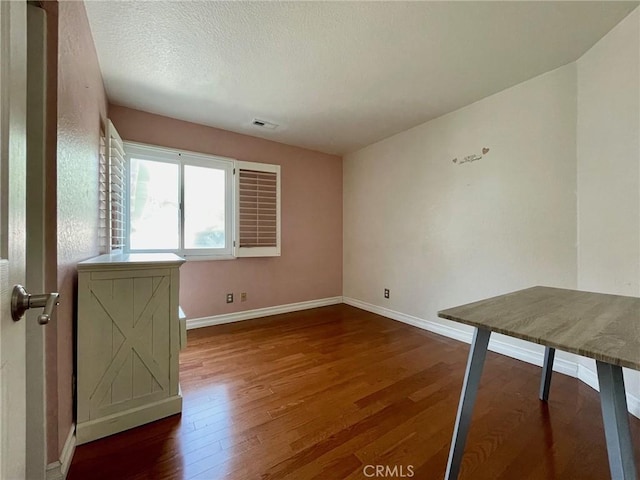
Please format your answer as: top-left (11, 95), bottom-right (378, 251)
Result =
top-left (67, 304), bottom-right (640, 479)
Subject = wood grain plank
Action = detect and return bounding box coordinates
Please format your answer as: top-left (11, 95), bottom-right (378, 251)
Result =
top-left (68, 304), bottom-right (640, 480)
top-left (439, 286), bottom-right (640, 369)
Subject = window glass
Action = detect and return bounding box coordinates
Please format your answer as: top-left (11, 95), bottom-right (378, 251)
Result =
top-left (184, 165), bottom-right (226, 249)
top-left (129, 158), bottom-right (179, 250)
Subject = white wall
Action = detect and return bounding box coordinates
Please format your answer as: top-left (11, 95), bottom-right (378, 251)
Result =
top-left (577, 8), bottom-right (640, 404)
top-left (344, 63), bottom-right (578, 367)
top-left (343, 6), bottom-right (640, 417)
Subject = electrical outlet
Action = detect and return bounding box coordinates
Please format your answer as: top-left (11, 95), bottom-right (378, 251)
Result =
top-left (384, 288), bottom-right (390, 299)
top-left (241, 292), bottom-right (247, 302)
top-left (226, 293), bottom-right (234, 303)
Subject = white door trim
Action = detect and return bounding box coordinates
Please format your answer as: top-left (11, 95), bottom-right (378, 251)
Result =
top-left (26, 4), bottom-right (49, 479)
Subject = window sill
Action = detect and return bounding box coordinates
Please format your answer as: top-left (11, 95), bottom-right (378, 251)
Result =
top-left (182, 254), bottom-right (237, 262)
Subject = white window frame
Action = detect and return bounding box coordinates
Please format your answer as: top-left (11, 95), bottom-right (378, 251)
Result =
top-left (124, 142), bottom-right (235, 259)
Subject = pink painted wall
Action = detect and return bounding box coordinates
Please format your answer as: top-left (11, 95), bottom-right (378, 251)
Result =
top-left (54, 0), bottom-right (107, 462)
top-left (109, 105), bottom-right (343, 318)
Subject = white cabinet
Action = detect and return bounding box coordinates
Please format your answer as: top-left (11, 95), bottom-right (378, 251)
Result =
top-left (76, 253), bottom-right (185, 445)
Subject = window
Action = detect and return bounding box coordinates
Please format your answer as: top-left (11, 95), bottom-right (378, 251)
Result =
top-left (125, 142), bottom-right (234, 257)
top-left (99, 124), bottom-right (281, 260)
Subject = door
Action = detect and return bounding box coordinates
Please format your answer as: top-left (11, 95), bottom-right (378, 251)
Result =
top-left (0, 1), bottom-right (29, 479)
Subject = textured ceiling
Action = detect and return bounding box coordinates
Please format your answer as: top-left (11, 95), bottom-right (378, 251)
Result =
top-left (85, 1), bottom-right (639, 155)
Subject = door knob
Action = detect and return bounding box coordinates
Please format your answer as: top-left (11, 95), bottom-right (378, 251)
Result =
top-left (11, 285), bottom-right (60, 324)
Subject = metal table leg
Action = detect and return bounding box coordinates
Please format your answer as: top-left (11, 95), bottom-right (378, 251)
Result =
top-left (596, 361), bottom-right (638, 480)
top-left (444, 327), bottom-right (491, 480)
top-left (539, 346), bottom-right (555, 402)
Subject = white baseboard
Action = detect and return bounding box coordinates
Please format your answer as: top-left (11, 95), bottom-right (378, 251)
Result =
top-left (343, 296), bottom-right (637, 418)
top-left (186, 296), bottom-right (343, 330)
top-left (488, 334), bottom-right (578, 378)
top-left (46, 424), bottom-right (75, 480)
top-left (46, 461), bottom-right (63, 480)
top-left (578, 362), bottom-right (599, 391)
top-left (59, 424), bottom-right (76, 476)
top-left (345, 297), bottom-right (474, 344)
top-left (577, 363), bottom-right (640, 419)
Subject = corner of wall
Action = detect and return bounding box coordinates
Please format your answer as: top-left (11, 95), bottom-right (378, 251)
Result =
top-left (54, 0), bottom-right (108, 467)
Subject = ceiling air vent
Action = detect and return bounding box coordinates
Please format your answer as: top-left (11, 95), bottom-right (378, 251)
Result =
top-left (252, 118), bottom-right (279, 130)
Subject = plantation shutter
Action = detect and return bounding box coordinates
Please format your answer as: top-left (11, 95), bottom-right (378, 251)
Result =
top-left (99, 132), bottom-right (109, 252)
top-left (101, 120), bottom-right (125, 252)
top-left (235, 161), bottom-right (281, 257)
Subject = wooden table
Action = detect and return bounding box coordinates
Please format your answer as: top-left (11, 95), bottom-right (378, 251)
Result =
top-left (438, 286), bottom-right (640, 480)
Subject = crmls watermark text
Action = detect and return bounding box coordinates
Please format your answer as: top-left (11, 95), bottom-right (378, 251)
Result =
top-left (363, 465), bottom-right (415, 478)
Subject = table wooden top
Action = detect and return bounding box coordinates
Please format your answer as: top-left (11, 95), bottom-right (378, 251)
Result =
top-left (438, 286), bottom-right (640, 370)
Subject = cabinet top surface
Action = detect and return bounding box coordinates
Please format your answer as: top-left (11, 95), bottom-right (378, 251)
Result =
top-left (78, 253), bottom-right (186, 269)
top-left (438, 286), bottom-right (640, 370)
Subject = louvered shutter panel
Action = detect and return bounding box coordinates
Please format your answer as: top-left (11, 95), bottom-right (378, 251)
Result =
top-left (235, 162), bottom-right (281, 257)
top-left (98, 132), bottom-right (109, 252)
top-left (105, 120), bottom-right (125, 252)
